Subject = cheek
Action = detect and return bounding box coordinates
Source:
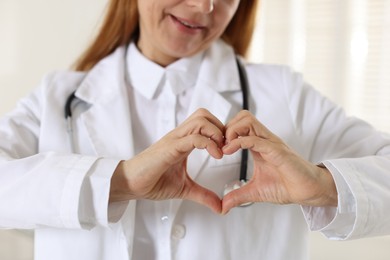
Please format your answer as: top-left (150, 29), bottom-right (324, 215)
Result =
top-left (214, 6), bottom-right (238, 33)
top-left (138, 2), bottom-right (159, 28)
top-left (207, 15), bottom-right (232, 40)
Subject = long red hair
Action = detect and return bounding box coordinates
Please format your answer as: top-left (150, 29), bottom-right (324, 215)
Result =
top-left (74, 0), bottom-right (260, 71)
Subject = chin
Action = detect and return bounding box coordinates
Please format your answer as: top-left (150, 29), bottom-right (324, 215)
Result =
top-left (168, 45), bottom-right (205, 58)
top-left (163, 39), bottom-right (204, 55)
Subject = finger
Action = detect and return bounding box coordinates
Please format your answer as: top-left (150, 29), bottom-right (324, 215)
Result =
top-left (225, 111), bottom-right (274, 142)
top-left (176, 134), bottom-right (224, 159)
top-left (184, 180), bottom-right (222, 214)
top-left (222, 136), bottom-right (276, 156)
top-left (192, 119), bottom-right (224, 147)
top-left (186, 108), bottom-right (225, 131)
top-left (221, 184), bottom-right (256, 214)
top-left (223, 136), bottom-right (289, 170)
top-left (179, 109), bottom-right (225, 147)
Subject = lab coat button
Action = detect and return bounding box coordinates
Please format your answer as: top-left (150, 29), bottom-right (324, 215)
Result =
top-left (171, 224), bottom-right (186, 239)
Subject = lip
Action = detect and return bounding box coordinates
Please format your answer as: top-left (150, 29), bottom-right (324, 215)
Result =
top-left (169, 14), bottom-right (206, 34)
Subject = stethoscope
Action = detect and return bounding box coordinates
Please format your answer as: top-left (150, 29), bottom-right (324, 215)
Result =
top-left (65, 55), bottom-right (252, 207)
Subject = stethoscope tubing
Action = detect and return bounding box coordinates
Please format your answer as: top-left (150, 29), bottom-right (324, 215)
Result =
top-left (235, 57), bottom-right (250, 182)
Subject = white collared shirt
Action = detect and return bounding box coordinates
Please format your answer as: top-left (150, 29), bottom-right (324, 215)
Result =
top-left (126, 42), bottom-right (204, 260)
top-left (127, 42), bottom-right (204, 153)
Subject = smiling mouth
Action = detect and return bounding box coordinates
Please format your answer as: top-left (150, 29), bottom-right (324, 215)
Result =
top-left (170, 15), bottom-right (205, 30)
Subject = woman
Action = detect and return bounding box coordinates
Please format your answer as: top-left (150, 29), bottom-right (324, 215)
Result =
top-left (1, 0), bottom-right (390, 259)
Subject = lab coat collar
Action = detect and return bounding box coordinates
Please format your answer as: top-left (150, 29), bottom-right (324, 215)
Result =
top-left (187, 39), bottom-right (241, 123)
top-left (75, 47), bottom-right (127, 105)
top-left (74, 46), bottom-right (135, 159)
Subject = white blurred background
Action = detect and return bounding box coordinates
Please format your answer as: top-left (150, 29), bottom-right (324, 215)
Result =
top-left (1, 0), bottom-right (390, 259)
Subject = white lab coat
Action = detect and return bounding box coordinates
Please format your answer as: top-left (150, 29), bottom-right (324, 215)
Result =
top-left (1, 40), bottom-right (390, 260)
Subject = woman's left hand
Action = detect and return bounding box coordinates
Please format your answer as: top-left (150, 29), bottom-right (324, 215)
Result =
top-left (221, 110), bottom-right (338, 214)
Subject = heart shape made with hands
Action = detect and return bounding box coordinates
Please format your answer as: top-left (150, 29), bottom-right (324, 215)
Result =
top-left (127, 109), bottom-right (258, 215)
top-left (151, 109), bottom-right (263, 215)
top-left (129, 109), bottom-right (336, 215)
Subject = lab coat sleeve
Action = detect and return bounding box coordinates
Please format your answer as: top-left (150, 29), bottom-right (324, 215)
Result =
top-left (280, 67), bottom-right (390, 240)
top-left (301, 163), bottom-right (356, 239)
top-left (78, 158), bottom-right (129, 229)
top-left (0, 74), bottom-right (123, 230)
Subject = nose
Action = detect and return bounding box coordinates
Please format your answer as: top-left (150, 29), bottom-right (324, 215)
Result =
top-left (187, 0), bottom-right (214, 14)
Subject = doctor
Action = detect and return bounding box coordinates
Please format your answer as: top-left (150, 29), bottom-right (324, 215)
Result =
top-left (1, 0), bottom-right (390, 259)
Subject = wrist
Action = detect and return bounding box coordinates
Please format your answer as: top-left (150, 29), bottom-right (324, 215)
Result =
top-left (316, 165), bottom-right (338, 207)
top-left (109, 160), bottom-right (133, 202)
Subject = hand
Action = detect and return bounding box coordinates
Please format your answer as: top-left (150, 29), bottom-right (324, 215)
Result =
top-left (110, 109), bottom-right (224, 214)
top-left (221, 110), bottom-right (338, 214)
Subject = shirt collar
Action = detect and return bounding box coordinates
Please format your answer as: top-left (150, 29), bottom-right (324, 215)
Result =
top-left (127, 42), bottom-right (203, 99)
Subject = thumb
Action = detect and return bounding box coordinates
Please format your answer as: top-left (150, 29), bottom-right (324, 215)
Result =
top-left (184, 180), bottom-right (222, 214)
top-left (222, 184), bottom-right (254, 214)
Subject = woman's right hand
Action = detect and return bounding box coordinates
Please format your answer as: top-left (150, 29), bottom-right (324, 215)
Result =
top-left (109, 109), bottom-right (225, 214)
